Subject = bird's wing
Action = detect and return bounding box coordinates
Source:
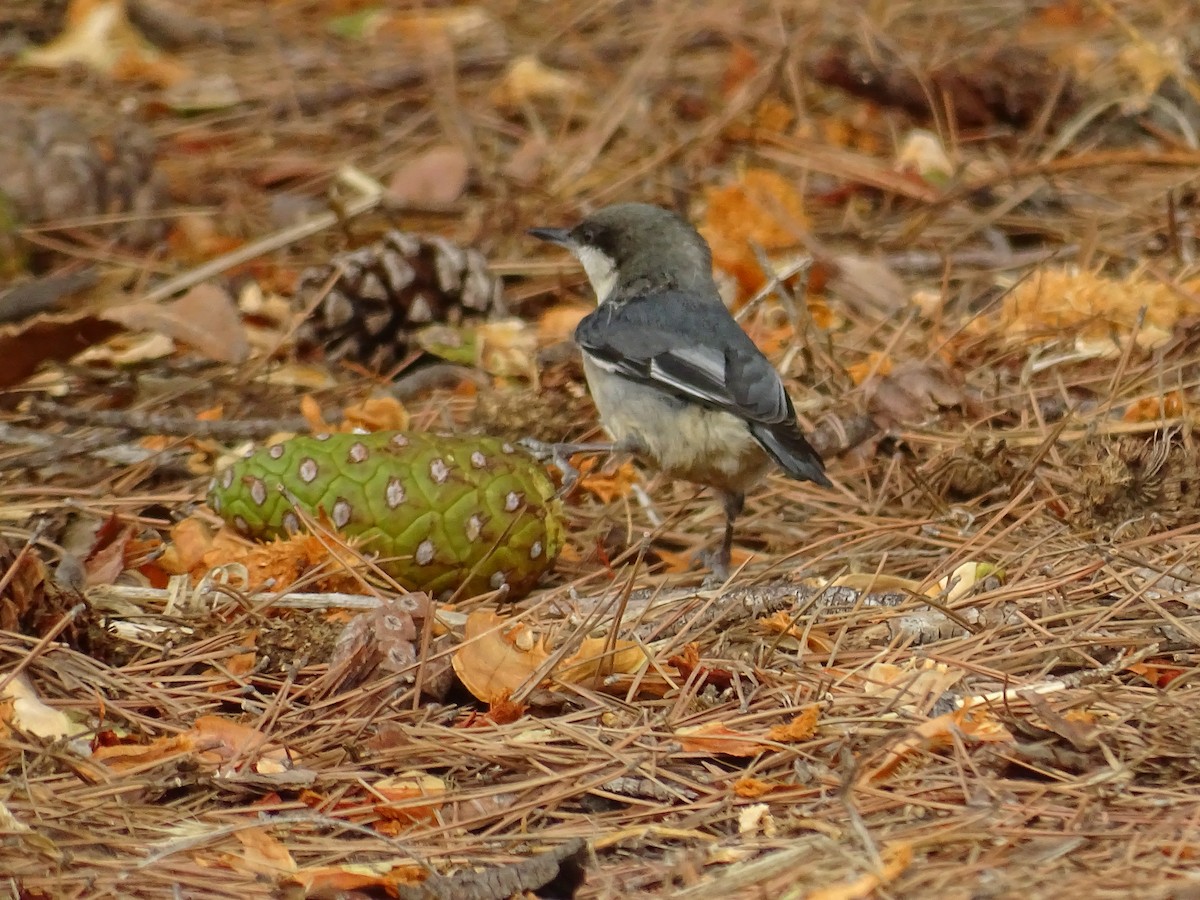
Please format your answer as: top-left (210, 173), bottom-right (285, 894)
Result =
top-left (574, 292), bottom-right (791, 425)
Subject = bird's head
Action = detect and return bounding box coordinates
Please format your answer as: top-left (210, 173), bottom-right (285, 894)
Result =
top-left (530, 203), bottom-right (713, 303)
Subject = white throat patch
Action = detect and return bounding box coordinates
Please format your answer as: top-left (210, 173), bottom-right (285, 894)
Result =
top-left (574, 245), bottom-right (618, 304)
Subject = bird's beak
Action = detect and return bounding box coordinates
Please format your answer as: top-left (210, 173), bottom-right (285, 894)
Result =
top-left (527, 227), bottom-right (573, 246)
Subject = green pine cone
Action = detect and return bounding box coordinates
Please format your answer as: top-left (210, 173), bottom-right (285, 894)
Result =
top-left (208, 432), bottom-right (563, 600)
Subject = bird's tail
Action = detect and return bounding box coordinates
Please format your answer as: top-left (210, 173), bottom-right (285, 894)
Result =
top-left (749, 421), bottom-right (832, 488)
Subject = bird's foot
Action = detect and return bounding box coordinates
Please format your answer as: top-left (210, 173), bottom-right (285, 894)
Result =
top-left (517, 438), bottom-right (614, 495)
top-left (517, 438), bottom-right (582, 493)
top-left (693, 547), bottom-right (731, 588)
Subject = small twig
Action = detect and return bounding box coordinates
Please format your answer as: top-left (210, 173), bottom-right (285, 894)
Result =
top-left (139, 166), bottom-right (385, 305)
top-left (23, 399), bottom-right (318, 441)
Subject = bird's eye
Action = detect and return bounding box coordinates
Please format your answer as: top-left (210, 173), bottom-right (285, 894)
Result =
top-left (575, 225), bottom-right (595, 244)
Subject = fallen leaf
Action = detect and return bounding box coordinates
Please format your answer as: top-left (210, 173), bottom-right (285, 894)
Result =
top-left (858, 660), bottom-right (966, 716)
top-left (1, 673), bottom-right (87, 740)
top-left (1128, 662), bottom-right (1187, 688)
top-left (1123, 391), bottom-right (1186, 423)
top-left (0, 310), bottom-right (120, 388)
top-left (286, 862), bottom-right (426, 894)
top-left (372, 772), bottom-right (446, 824)
top-left (502, 135), bottom-right (550, 185)
top-left (574, 457), bottom-right (639, 504)
top-left (342, 395), bottom-right (411, 432)
top-left (733, 777), bottom-right (781, 799)
top-left (676, 722), bottom-right (769, 757)
top-left (159, 516), bottom-right (215, 575)
top-left (92, 714), bottom-right (293, 774)
top-left (491, 55), bottom-right (587, 111)
top-left (387, 145), bottom-right (470, 209)
top-left (452, 610), bottom-right (550, 703)
top-left (766, 705), bottom-right (820, 742)
top-left (230, 827), bottom-right (297, 877)
top-left (823, 252), bottom-right (911, 318)
top-left (299, 394), bottom-right (333, 433)
top-left (859, 702), bottom-right (1013, 784)
top-left (100, 283), bottom-right (250, 364)
top-left (701, 168), bottom-right (809, 300)
top-left (556, 635), bottom-right (649, 685)
top-left (84, 518), bottom-right (135, 587)
top-left (859, 357), bottom-right (966, 426)
top-left (331, 6), bottom-right (504, 57)
top-left (721, 43), bottom-right (759, 98)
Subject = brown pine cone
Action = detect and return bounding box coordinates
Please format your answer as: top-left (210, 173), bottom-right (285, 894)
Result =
top-left (295, 230), bottom-right (506, 372)
top-left (0, 104), bottom-right (167, 247)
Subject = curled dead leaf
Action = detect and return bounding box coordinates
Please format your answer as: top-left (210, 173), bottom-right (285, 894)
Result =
top-left (491, 55), bottom-right (587, 111)
top-left (452, 610), bottom-right (549, 703)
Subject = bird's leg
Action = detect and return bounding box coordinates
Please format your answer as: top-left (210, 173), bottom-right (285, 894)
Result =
top-left (518, 436), bottom-right (643, 493)
top-left (698, 491), bottom-right (744, 587)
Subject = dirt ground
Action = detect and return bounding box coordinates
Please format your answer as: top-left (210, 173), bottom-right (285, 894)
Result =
top-left (3, 1), bottom-right (1200, 898)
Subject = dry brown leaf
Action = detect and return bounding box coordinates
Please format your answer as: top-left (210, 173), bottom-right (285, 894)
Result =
top-left (299, 394), bottom-right (333, 433)
top-left (1128, 661), bottom-right (1188, 688)
top-left (859, 703), bottom-right (1013, 784)
top-left (491, 55), bottom-right (587, 111)
top-left (285, 862), bottom-right (426, 894)
top-left (823, 252), bottom-right (911, 317)
top-left (0, 310), bottom-right (120, 389)
top-left (84, 519), bottom-right (135, 587)
top-left (502, 135), bottom-right (550, 186)
top-left (859, 357), bottom-right (965, 426)
top-left (700, 168), bottom-right (809, 300)
top-left (846, 351), bottom-right (894, 386)
top-left (858, 660), bottom-right (966, 716)
top-left (765, 705), bottom-right (820, 743)
top-left (386, 145), bottom-right (470, 209)
top-left (556, 636), bottom-right (649, 685)
top-left (159, 516), bottom-right (215, 575)
top-left (756, 611), bottom-right (835, 653)
top-left (373, 772), bottom-right (446, 825)
top-left (733, 777), bottom-right (782, 799)
top-left (342, 395), bottom-right (411, 432)
top-left (452, 610), bottom-right (550, 703)
top-left (230, 827), bottom-right (297, 878)
top-left (101, 283), bottom-right (249, 365)
top-left (371, 7), bottom-right (503, 54)
top-left (676, 722), bottom-right (770, 757)
top-left (1123, 391), bottom-right (1186, 423)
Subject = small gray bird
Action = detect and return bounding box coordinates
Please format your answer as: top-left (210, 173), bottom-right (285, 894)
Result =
top-left (529, 202), bottom-right (830, 578)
